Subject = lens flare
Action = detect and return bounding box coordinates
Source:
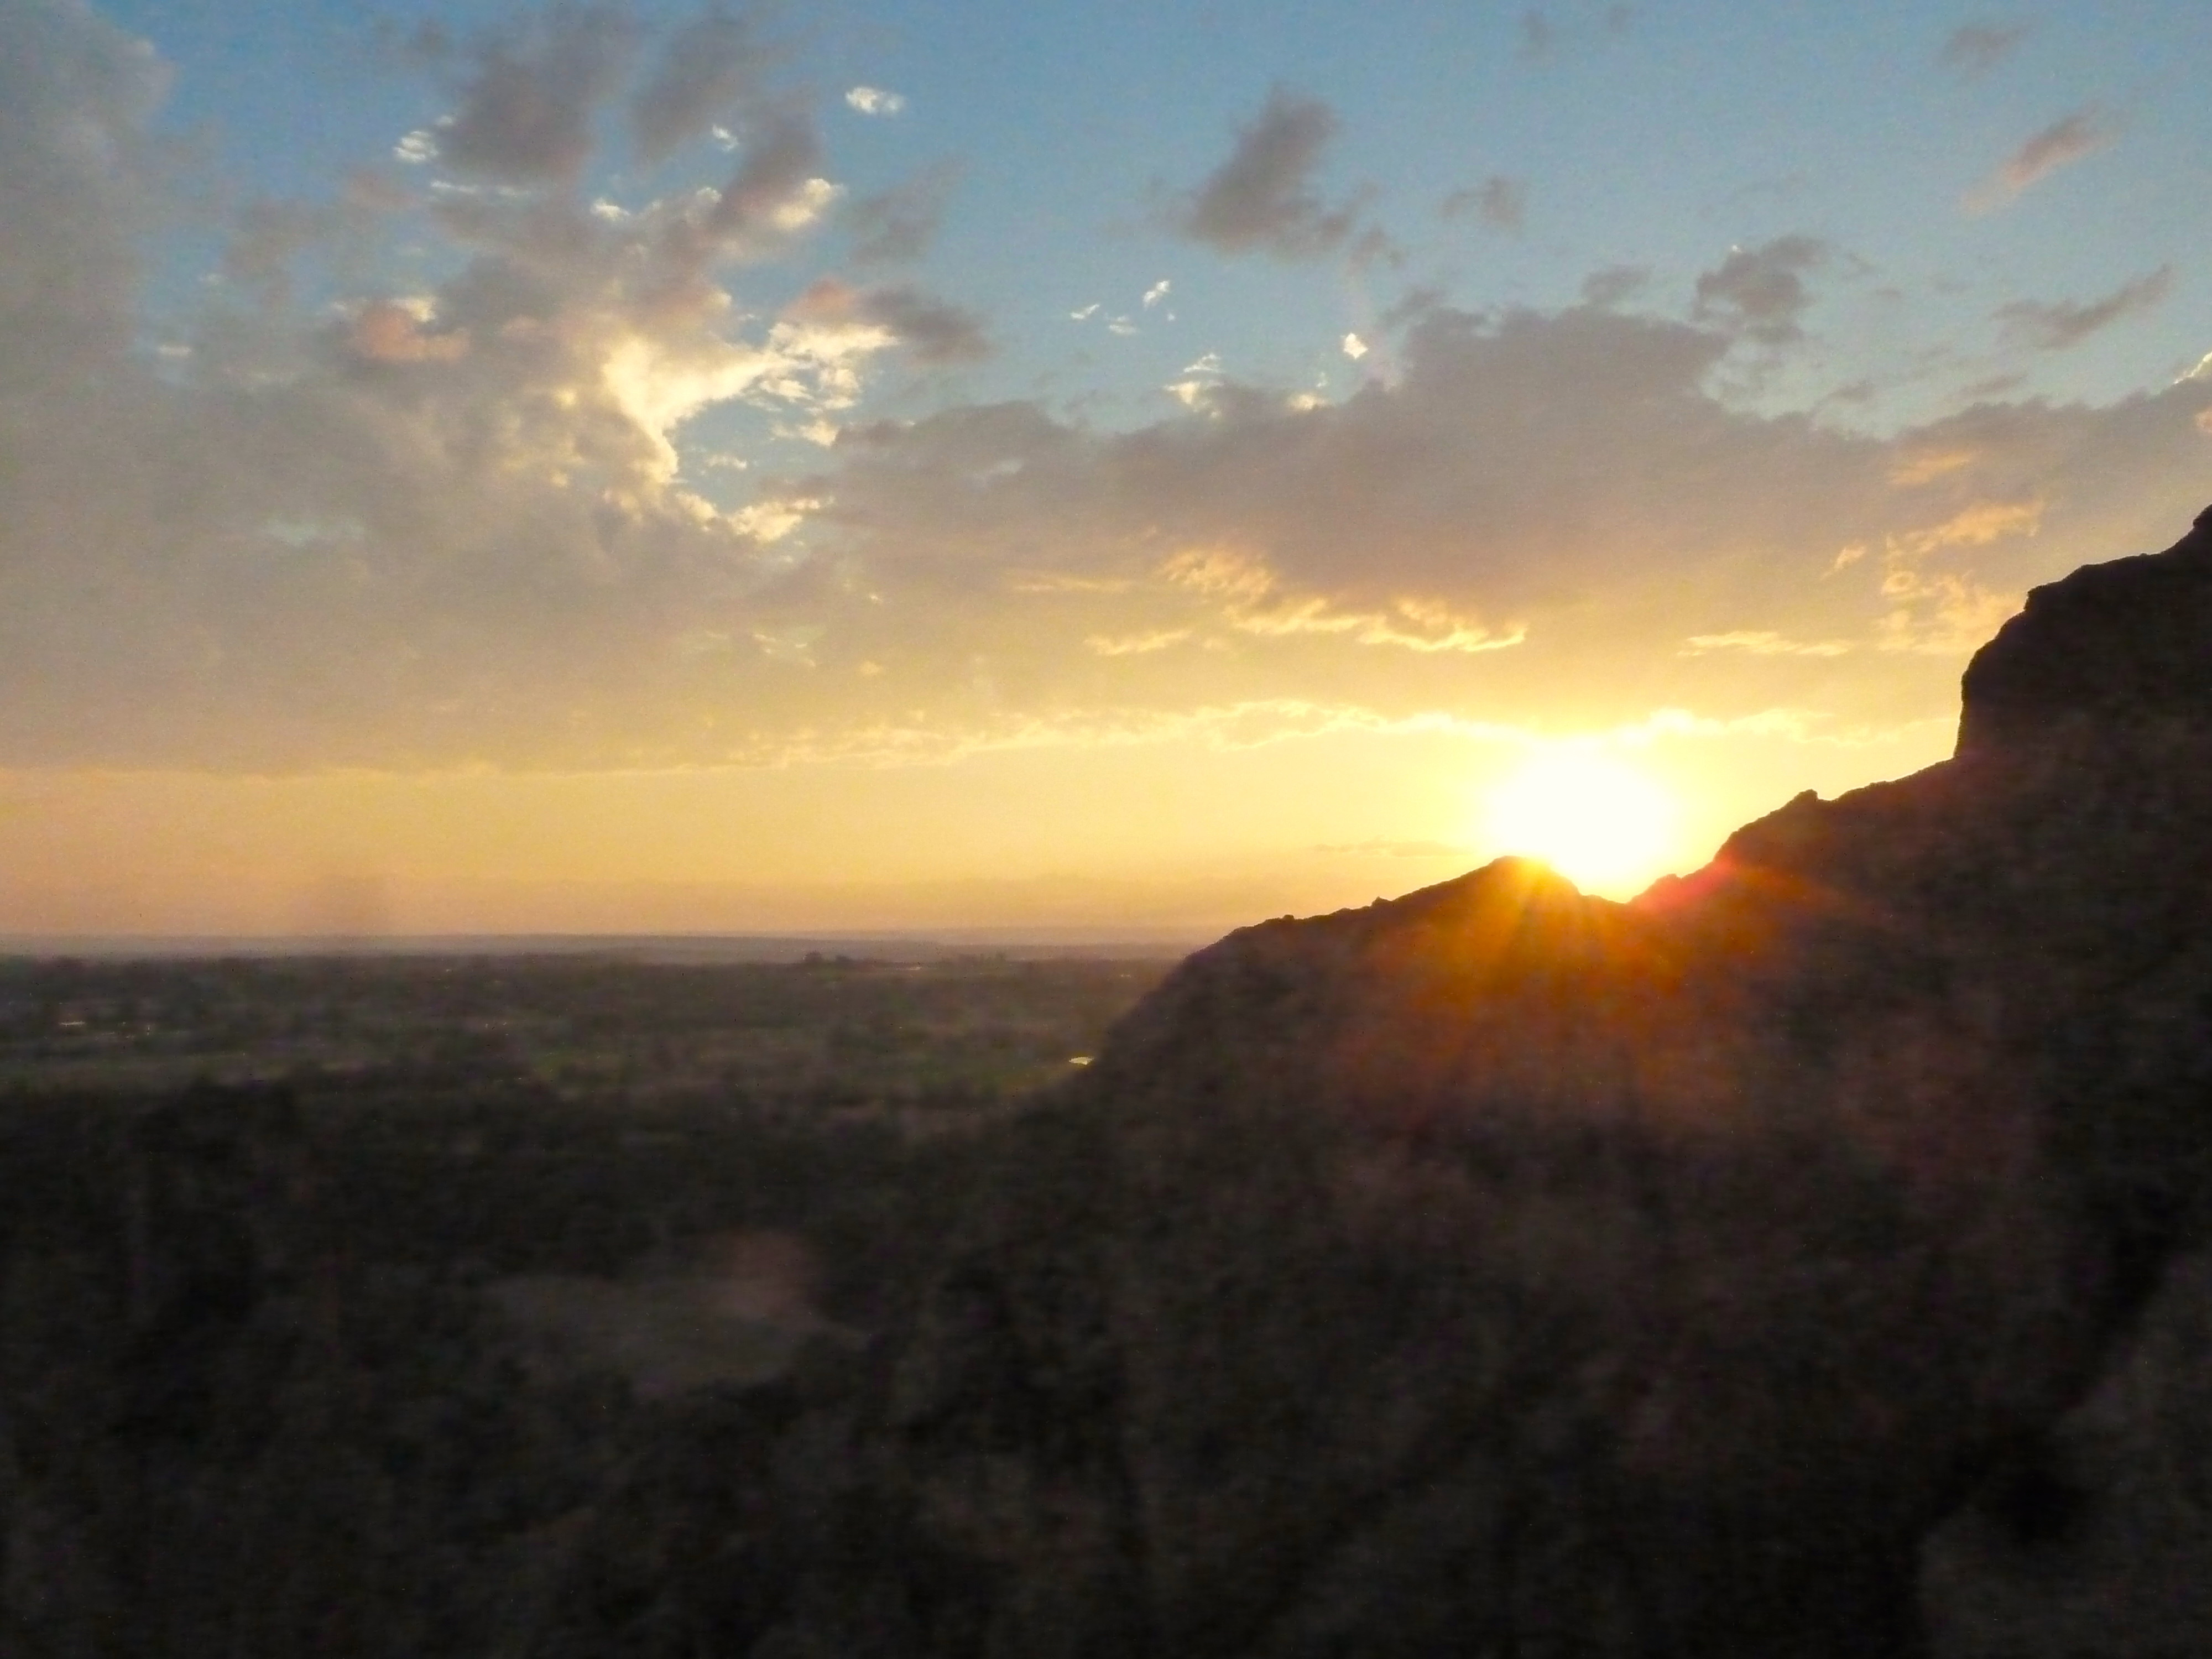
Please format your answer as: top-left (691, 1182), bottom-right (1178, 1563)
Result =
top-left (1483, 748), bottom-right (1678, 897)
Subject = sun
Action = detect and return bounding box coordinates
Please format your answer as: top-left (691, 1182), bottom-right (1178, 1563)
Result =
top-left (1482, 748), bottom-right (1678, 898)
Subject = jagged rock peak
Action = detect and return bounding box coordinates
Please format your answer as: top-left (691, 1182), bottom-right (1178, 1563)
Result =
top-left (1956, 504), bottom-right (2212, 756)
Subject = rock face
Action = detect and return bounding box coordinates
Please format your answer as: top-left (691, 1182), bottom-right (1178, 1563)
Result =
top-left (873, 508), bottom-right (2212, 1657)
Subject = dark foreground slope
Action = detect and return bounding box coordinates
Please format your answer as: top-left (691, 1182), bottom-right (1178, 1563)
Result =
top-left (857, 507), bottom-right (2212, 1658)
top-left (7, 511), bottom-right (2212, 1658)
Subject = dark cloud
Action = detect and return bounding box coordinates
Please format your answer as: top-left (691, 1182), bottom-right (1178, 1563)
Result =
top-left (1693, 236), bottom-right (1828, 344)
top-left (1441, 175), bottom-right (1526, 232)
top-left (705, 104), bottom-right (821, 237)
top-left (630, 8), bottom-right (765, 164)
top-left (787, 279), bottom-right (990, 365)
top-left (1996, 266), bottom-right (2173, 351)
top-left (1378, 285), bottom-right (1448, 332)
top-left (1519, 11), bottom-right (1556, 60)
top-left (857, 285), bottom-right (990, 365)
top-left (847, 161), bottom-right (961, 265)
top-left (631, 101), bottom-right (831, 306)
top-left (1939, 21), bottom-right (2030, 76)
top-left (438, 4), bottom-right (636, 185)
top-left (1173, 87), bottom-right (1359, 260)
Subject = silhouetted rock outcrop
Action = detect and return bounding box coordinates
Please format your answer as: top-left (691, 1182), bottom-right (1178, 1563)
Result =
top-left (861, 507), bottom-right (2212, 1657)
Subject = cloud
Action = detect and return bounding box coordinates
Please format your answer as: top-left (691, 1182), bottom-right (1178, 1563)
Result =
top-left (1995, 266), bottom-right (2173, 351)
top-left (1087, 628), bottom-right (1193, 656)
top-left (1154, 548), bottom-right (1519, 654)
top-left (846, 161), bottom-right (960, 265)
top-left (1966, 108), bottom-right (2112, 211)
top-left (1519, 4), bottom-right (1632, 63)
top-left (695, 103), bottom-right (827, 243)
top-left (4, 0), bottom-right (2211, 779)
top-left (0, 0), bottom-right (168, 393)
top-left (1580, 266), bottom-right (1649, 308)
top-left (1681, 632), bottom-right (1853, 658)
top-left (1172, 87), bottom-right (1359, 260)
top-left (1441, 175), bottom-right (1526, 232)
top-left (1939, 21), bottom-right (2030, 76)
top-left (347, 297), bottom-right (469, 362)
top-left (0, 0), bottom-right (917, 769)
top-left (785, 279), bottom-right (991, 364)
top-left (222, 198), bottom-right (340, 304)
top-left (630, 8), bottom-right (765, 163)
top-left (789, 304), bottom-right (2212, 752)
top-left (1692, 235), bottom-right (1828, 344)
top-left (436, 4), bottom-right (636, 184)
top-left (844, 86), bottom-right (905, 117)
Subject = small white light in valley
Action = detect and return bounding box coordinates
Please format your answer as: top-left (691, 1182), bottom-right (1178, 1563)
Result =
top-left (1484, 748), bottom-right (1677, 897)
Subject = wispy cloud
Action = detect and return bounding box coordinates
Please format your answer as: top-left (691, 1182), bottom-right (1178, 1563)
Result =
top-left (1966, 108), bottom-right (2113, 211)
top-left (1938, 21), bottom-right (2030, 76)
top-left (846, 162), bottom-right (961, 265)
top-left (1680, 632), bottom-right (1853, 658)
top-left (1441, 175), bottom-right (1527, 232)
top-left (1996, 266), bottom-right (2173, 351)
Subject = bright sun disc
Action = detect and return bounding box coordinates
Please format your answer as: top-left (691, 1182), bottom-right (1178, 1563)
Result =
top-left (1484, 749), bottom-right (1677, 897)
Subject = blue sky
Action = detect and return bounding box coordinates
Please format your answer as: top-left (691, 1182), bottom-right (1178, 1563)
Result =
top-left (106, 0), bottom-right (2211, 429)
top-left (2, 0), bottom-right (2209, 931)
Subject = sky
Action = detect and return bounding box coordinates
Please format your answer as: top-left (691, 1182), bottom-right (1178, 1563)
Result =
top-left (2, 0), bottom-right (2209, 937)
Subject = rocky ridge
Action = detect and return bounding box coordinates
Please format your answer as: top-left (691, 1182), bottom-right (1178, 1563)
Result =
top-left (860, 505), bottom-right (2212, 1657)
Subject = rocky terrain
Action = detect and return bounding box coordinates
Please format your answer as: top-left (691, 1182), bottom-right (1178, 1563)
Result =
top-left (6, 508), bottom-right (2212, 1656)
top-left (860, 503), bottom-right (2212, 1658)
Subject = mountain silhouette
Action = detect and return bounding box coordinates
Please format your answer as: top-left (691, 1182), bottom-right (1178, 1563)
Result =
top-left (855, 505), bottom-right (2212, 1657)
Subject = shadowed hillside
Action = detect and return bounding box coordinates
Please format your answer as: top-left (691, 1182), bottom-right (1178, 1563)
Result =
top-left (7, 511), bottom-right (2212, 1656)
top-left (856, 504), bottom-right (2212, 1658)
